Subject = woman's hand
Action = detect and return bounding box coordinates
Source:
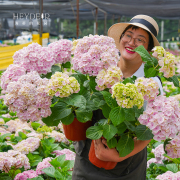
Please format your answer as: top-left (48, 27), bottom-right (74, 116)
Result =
top-left (94, 138), bottom-right (120, 162)
top-left (94, 138), bottom-right (151, 162)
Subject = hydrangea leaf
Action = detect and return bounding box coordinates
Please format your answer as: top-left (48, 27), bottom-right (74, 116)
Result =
top-left (103, 124), bottom-right (118, 141)
top-left (109, 107), bottom-right (125, 126)
top-left (116, 134), bottom-right (134, 157)
top-left (86, 125), bottom-right (103, 140)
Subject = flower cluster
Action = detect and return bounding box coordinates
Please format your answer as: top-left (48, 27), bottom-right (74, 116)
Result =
top-left (53, 149), bottom-right (76, 161)
top-left (135, 77), bottom-right (159, 101)
top-left (95, 66), bottom-right (123, 91)
top-left (48, 39), bottom-right (72, 64)
top-left (14, 170), bottom-right (38, 180)
top-left (5, 119), bottom-right (32, 133)
top-left (13, 137), bottom-right (40, 154)
top-left (0, 150), bottom-right (30, 173)
top-left (13, 43), bottom-right (55, 75)
top-left (152, 144), bottom-right (168, 162)
top-left (147, 144), bottom-right (168, 168)
top-left (4, 71), bottom-right (52, 121)
top-left (156, 171), bottom-right (180, 180)
top-left (1, 64), bottom-right (26, 92)
top-left (46, 130), bottom-right (70, 144)
top-left (111, 82), bottom-right (144, 109)
top-left (72, 35), bottom-right (119, 76)
top-left (165, 134), bottom-right (180, 159)
top-left (36, 157), bottom-right (52, 175)
top-left (47, 72), bottom-right (80, 97)
top-left (0, 127), bottom-right (10, 135)
top-left (152, 46), bottom-right (175, 78)
top-left (138, 95), bottom-right (180, 141)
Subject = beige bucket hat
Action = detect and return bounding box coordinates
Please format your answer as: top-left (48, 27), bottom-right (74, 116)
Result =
top-left (108, 14), bottom-right (160, 49)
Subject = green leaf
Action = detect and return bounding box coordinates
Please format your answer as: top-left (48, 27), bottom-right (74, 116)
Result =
top-left (0, 133), bottom-right (11, 142)
top-left (97, 119), bottom-right (108, 126)
top-left (42, 166), bottom-right (55, 178)
top-left (124, 108), bottom-right (136, 121)
top-left (116, 122), bottom-right (127, 134)
top-left (0, 144), bottom-right (13, 152)
top-left (18, 131), bottom-right (27, 139)
top-left (62, 62), bottom-right (71, 68)
top-left (165, 75), bottom-right (180, 87)
top-left (107, 137), bottom-right (117, 149)
top-left (124, 121), bottom-right (136, 132)
top-left (101, 91), bottom-right (118, 108)
top-left (122, 77), bottom-right (135, 84)
top-left (89, 76), bottom-right (97, 92)
top-left (60, 112), bottom-right (74, 125)
top-left (50, 158), bottom-right (61, 168)
top-left (101, 103), bottom-right (111, 119)
top-left (92, 98), bottom-right (105, 108)
top-left (145, 67), bottom-right (158, 78)
top-left (75, 109), bottom-right (92, 123)
top-left (133, 106), bottom-right (144, 118)
top-left (31, 122), bottom-right (41, 130)
top-left (86, 126), bottom-right (103, 140)
top-left (54, 169), bottom-right (64, 180)
top-left (166, 164), bottom-right (178, 173)
top-left (28, 177), bottom-right (44, 180)
top-left (103, 124), bottom-right (118, 141)
top-left (62, 160), bottom-right (74, 170)
top-left (86, 100), bottom-right (99, 111)
top-left (109, 107), bottom-right (125, 126)
top-left (135, 125), bottom-right (154, 140)
top-left (116, 135), bottom-right (134, 157)
top-left (51, 65), bottom-right (61, 73)
top-left (27, 153), bottom-right (42, 167)
top-left (157, 165), bottom-right (168, 172)
top-left (163, 138), bottom-right (171, 154)
top-left (134, 45), bottom-right (153, 64)
top-left (65, 94), bottom-right (87, 109)
top-left (42, 102), bottom-right (72, 126)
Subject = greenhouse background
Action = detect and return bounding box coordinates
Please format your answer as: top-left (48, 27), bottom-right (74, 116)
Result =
top-left (0, 1), bottom-right (180, 180)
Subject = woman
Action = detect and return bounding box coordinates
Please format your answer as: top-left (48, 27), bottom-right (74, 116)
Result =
top-left (72, 14), bottom-right (163, 180)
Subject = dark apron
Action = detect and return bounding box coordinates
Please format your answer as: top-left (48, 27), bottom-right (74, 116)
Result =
top-left (72, 110), bottom-right (147, 180)
top-left (72, 139), bottom-right (147, 180)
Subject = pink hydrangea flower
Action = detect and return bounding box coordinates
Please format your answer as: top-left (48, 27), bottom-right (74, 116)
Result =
top-left (165, 134), bottom-right (180, 159)
top-left (156, 171), bottom-right (180, 180)
top-left (14, 137), bottom-right (40, 154)
top-left (72, 35), bottom-right (119, 76)
top-left (138, 95), bottom-right (180, 141)
top-left (4, 71), bottom-right (52, 122)
top-left (135, 77), bottom-right (159, 101)
top-left (52, 148), bottom-right (76, 161)
top-left (47, 72), bottom-right (80, 98)
top-left (152, 46), bottom-right (175, 78)
top-left (36, 157), bottom-right (52, 175)
top-left (95, 66), bottom-right (123, 91)
top-left (48, 39), bottom-right (72, 64)
top-left (14, 170), bottom-right (38, 180)
top-left (13, 43), bottom-right (55, 74)
top-left (0, 150), bottom-right (30, 173)
top-left (1, 64), bottom-right (26, 92)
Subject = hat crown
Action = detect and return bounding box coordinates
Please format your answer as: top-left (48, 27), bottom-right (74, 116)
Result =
top-left (131, 15), bottom-right (159, 35)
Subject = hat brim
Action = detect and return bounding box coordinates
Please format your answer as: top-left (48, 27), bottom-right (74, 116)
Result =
top-left (108, 22), bottom-right (160, 50)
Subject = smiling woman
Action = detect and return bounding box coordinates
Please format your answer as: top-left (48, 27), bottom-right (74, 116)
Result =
top-left (72, 15), bottom-right (163, 180)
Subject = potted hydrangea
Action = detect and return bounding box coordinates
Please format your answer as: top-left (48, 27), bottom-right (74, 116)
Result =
top-left (86, 45), bottom-right (180, 169)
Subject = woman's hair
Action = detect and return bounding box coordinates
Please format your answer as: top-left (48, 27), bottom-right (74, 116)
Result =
top-left (119, 25), bottom-right (154, 51)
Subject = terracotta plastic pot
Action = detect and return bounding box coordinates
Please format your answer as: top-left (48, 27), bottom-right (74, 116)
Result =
top-left (63, 117), bottom-right (92, 141)
top-left (88, 140), bottom-right (117, 170)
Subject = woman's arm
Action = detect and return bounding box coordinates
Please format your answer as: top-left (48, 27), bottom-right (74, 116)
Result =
top-left (94, 138), bottom-right (151, 162)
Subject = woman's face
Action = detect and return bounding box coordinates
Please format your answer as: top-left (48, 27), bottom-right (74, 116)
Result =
top-left (119, 27), bottom-right (149, 64)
